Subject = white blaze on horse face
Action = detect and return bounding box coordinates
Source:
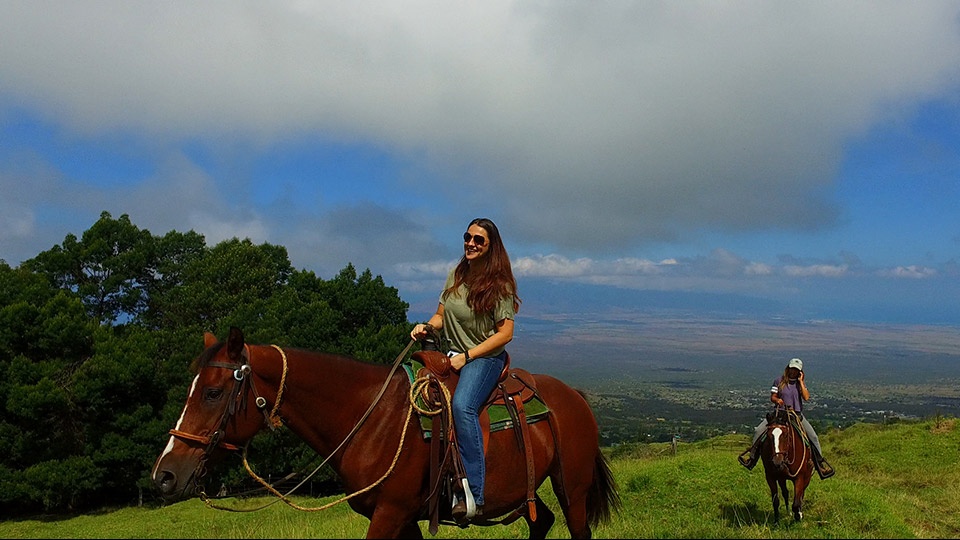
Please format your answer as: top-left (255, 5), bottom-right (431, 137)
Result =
top-left (771, 426), bottom-right (783, 453)
top-left (151, 375), bottom-right (201, 480)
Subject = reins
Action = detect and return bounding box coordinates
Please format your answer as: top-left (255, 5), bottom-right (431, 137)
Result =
top-left (770, 409), bottom-right (810, 478)
top-left (200, 337), bottom-right (425, 513)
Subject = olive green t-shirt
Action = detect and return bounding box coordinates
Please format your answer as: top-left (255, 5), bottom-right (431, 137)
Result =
top-left (440, 269), bottom-right (516, 356)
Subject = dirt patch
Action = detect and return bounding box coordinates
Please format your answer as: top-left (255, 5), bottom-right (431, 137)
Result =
top-left (930, 417), bottom-right (956, 434)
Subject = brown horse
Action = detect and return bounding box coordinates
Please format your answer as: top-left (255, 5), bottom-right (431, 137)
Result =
top-left (151, 327), bottom-right (620, 539)
top-left (760, 409), bottom-right (813, 522)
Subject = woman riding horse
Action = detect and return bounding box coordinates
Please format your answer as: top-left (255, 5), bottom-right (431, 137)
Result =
top-left (411, 217), bottom-right (520, 521)
top-left (739, 357), bottom-right (835, 479)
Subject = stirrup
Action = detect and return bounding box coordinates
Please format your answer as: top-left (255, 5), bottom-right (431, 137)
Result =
top-left (460, 478), bottom-right (477, 519)
top-left (738, 448), bottom-right (756, 470)
top-left (817, 459), bottom-right (835, 479)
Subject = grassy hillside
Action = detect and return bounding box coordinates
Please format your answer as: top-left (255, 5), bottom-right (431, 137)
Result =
top-left (4, 417), bottom-right (957, 539)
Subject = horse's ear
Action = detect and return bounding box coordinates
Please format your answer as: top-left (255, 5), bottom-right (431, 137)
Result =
top-left (204, 332), bottom-right (218, 349)
top-left (226, 327), bottom-right (245, 361)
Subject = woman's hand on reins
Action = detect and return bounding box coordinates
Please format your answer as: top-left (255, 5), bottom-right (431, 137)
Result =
top-left (410, 324), bottom-right (425, 340)
top-left (411, 322), bottom-right (440, 343)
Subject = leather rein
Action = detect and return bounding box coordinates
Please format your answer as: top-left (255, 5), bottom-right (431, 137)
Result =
top-left (769, 409), bottom-right (810, 478)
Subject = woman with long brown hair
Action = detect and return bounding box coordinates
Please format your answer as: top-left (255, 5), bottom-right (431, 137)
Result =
top-left (411, 217), bottom-right (521, 520)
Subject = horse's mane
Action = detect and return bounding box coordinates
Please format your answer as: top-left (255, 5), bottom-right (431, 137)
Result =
top-left (286, 347), bottom-right (388, 367)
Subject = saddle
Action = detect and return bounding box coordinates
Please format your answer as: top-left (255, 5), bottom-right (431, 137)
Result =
top-left (410, 348), bottom-right (545, 533)
top-left (766, 409), bottom-right (809, 447)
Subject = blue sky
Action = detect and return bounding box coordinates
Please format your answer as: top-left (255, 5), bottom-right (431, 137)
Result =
top-left (2, 2), bottom-right (960, 326)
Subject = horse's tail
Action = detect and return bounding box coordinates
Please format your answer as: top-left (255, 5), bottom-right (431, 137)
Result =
top-left (586, 450), bottom-right (622, 527)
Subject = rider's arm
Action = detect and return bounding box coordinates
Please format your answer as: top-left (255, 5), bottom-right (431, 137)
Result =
top-left (469, 317), bottom-right (513, 360)
top-left (449, 317), bottom-right (513, 371)
top-left (770, 390), bottom-right (784, 408)
top-left (410, 304), bottom-right (444, 339)
top-left (798, 370), bottom-right (810, 401)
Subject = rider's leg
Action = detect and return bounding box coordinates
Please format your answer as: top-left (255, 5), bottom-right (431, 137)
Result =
top-left (739, 418), bottom-right (767, 469)
top-left (752, 419), bottom-right (766, 447)
top-left (801, 417), bottom-right (834, 478)
top-left (451, 353), bottom-right (506, 516)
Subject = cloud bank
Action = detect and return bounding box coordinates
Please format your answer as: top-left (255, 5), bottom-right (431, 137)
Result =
top-left (2, 2), bottom-right (960, 323)
top-left (3, 2), bottom-right (959, 252)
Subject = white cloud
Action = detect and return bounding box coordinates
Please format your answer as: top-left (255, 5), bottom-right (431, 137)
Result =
top-left (513, 254), bottom-right (671, 279)
top-left (514, 254), bottom-right (595, 277)
top-left (394, 247), bottom-right (947, 308)
top-left (880, 265), bottom-right (938, 279)
top-left (745, 262), bottom-right (774, 276)
top-left (783, 264), bottom-right (849, 278)
top-left (2, 1), bottom-right (959, 254)
top-left (1, 1), bottom-right (959, 326)
top-left (0, 206), bottom-right (34, 242)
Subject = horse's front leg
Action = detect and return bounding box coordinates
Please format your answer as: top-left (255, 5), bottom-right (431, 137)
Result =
top-left (778, 478), bottom-right (789, 520)
top-left (765, 474), bottom-right (780, 522)
top-left (792, 477), bottom-right (808, 521)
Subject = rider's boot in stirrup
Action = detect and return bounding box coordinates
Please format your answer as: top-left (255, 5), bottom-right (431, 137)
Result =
top-left (451, 478), bottom-right (477, 521)
top-left (738, 445), bottom-right (759, 470)
top-left (813, 448), bottom-right (835, 479)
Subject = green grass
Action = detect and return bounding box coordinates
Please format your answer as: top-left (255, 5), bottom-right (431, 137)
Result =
top-left (3, 418), bottom-right (957, 538)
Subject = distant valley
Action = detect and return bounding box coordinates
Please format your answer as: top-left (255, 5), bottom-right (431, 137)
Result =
top-left (503, 310), bottom-right (960, 444)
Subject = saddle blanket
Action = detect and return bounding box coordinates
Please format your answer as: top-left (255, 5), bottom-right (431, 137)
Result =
top-left (402, 360), bottom-right (551, 439)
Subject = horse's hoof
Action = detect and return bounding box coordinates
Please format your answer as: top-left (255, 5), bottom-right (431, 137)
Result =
top-left (794, 511), bottom-right (802, 521)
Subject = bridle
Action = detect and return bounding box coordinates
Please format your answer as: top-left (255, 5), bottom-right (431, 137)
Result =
top-left (767, 410), bottom-right (809, 478)
top-left (168, 345), bottom-right (287, 480)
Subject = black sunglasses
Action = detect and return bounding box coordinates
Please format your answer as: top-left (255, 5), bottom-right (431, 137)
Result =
top-left (463, 232), bottom-right (487, 246)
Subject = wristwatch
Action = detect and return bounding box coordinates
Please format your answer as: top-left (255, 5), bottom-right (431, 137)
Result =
top-left (464, 350), bottom-right (472, 363)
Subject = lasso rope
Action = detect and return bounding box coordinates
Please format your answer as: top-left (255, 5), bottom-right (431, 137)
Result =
top-left (782, 409), bottom-right (810, 478)
top-left (410, 374), bottom-right (452, 417)
top-left (266, 344), bottom-right (286, 429)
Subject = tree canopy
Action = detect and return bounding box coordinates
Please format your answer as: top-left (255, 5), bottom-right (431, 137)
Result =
top-left (0, 211), bottom-right (412, 514)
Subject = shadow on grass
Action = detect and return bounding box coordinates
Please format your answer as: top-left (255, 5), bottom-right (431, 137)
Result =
top-left (3, 496), bottom-right (176, 524)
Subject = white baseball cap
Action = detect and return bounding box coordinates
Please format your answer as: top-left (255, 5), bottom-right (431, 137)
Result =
top-left (787, 358), bottom-right (803, 370)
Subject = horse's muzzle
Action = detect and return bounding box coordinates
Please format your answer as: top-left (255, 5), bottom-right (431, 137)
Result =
top-left (154, 469), bottom-right (201, 502)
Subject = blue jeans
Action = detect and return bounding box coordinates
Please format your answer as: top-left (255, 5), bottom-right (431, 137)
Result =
top-left (452, 351), bottom-right (506, 507)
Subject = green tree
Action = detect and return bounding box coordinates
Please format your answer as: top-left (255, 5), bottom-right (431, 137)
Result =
top-left (73, 327), bottom-right (171, 499)
top-left (156, 238), bottom-right (293, 332)
top-left (139, 229), bottom-right (207, 330)
top-left (316, 263), bottom-right (410, 361)
top-left (0, 214), bottom-right (416, 514)
top-left (0, 261), bottom-right (97, 513)
top-left (322, 264), bottom-right (409, 333)
top-left (23, 212), bottom-right (155, 325)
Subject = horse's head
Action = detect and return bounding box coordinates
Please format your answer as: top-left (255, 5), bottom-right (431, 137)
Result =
top-left (764, 410), bottom-right (797, 472)
top-left (151, 327), bottom-right (267, 502)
